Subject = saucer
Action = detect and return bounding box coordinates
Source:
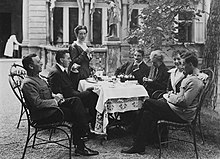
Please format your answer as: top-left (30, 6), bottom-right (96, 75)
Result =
top-left (86, 78), bottom-right (97, 83)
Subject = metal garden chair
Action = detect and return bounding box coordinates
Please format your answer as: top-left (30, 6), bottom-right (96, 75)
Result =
top-left (156, 68), bottom-right (214, 159)
top-left (8, 63), bottom-right (73, 159)
top-left (9, 63), bottom-right (27, 128)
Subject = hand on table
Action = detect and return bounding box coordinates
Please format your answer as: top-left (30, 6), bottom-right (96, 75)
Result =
top-left (143, 77), bottom-right (153, 82)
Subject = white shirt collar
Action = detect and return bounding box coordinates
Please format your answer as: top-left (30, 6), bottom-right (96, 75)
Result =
top-left (56, 63), bottom-right (66, 72)
top-left (134, 60), bottom-right (143, 66)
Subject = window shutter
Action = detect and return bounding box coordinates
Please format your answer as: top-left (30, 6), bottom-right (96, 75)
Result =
top-left (193, 2), bottom-right (205, 44)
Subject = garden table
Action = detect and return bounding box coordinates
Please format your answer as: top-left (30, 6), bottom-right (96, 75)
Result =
top-left (78, 78), bottom-right (149, 134)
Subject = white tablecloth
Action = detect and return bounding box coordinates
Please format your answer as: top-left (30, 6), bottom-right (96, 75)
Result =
top-left (78, 79), bottom-right (149, 134)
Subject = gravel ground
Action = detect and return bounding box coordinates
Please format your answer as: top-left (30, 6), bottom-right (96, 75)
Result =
top-left (1, 60), bottom-right (220, 159)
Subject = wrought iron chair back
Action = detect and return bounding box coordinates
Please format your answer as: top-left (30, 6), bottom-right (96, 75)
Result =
top-left (9, 63), bottom-right (73, 159)
top-left (196, 68), bottom-right (215, 143)
top-left (9, 63), bottom-right (27, 128)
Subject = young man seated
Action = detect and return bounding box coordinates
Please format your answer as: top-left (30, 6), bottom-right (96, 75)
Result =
top-left (115, 49), bottom-right (150, 85)
top-left (47, 51), bottom-right (98, 129)
top-left (121, 52), bottom-right (204, 154)
top-left (21, 53), bottom-right (99, 156)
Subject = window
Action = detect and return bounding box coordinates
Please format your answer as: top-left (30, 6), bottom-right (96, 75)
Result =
top-left (175, 1), bottom-right (206, 44)
top-left (128, 9), bottom-right (139, 44)
top-left (92, 8), bottom-right (102, 44)
top-left (53, 8), bottom-right (63, 45)
top-left (53, 1), bottom-right (78, 46)
top-left (177, 11), bottom-right (193, 43)
top-left (130, 9), bottom-right (139, 30)
top-left (69, 8), bottom-right (78, 44)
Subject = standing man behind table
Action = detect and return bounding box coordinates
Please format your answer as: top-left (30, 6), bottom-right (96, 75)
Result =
top-left (21, 53), bottom-right (99, 156)
top-left (47, 51), bottom-right (98, 129)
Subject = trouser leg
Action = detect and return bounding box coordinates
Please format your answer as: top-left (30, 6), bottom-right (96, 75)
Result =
top-left (69, 72), bottom-right (79, 90)
top-left (133, 98), bottom-right (186, 149)
top-left (60, 97), bottom-right (90, 147)
top-left (73, 91), bottom-right (98, 128)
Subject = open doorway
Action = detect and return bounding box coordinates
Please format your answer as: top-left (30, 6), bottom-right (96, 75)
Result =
top-left (0, 13), bottom-right (11, 58)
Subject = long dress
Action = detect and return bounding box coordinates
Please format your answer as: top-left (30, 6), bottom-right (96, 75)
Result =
top-left (68, 43), bottom-right (92, 89)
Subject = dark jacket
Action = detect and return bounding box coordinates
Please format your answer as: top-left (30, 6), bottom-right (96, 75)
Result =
top-left (144, 62), bottom-right (169, 97)
top-left (48, 64), bottom-right (98, 124)
top-left (21, 76), bottom-right (57, 121)
top-left (69, 43), bottom-right (92, 80)
top-left (48, 64), bottom-right (85, 98)
top-left (48, 64), bottom-right (98, 108)
top-left (115, 61), bottom-right (150, 85)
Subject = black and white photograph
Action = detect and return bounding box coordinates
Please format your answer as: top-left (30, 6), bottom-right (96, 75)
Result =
top-left (0, 0), bottom-right (220, 158)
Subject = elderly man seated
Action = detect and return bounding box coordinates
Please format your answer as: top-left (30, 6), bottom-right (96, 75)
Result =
top-left (143, 50), bottom-right (169, 97)
top-left (115, 49), bottom-right (150, 85)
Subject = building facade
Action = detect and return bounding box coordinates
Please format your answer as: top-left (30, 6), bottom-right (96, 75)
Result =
top-left (0, 0), bottom-right (211, 57)
top-left (1, 0), bottom-right (219, 105)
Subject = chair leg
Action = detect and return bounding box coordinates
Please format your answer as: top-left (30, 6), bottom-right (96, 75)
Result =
top-left (69, 131), bottom-right (72, 159)
top-left (49, 129), bottom-right (54, 141)
top-left (198, 114), bottom-right (205, 144)
top-left (157, 124), bottom-right (162, 159)
top-left (17, 105), bottom-right (24, 128)
top-left (32, 128), bottom-right (38, 148)
top-left (192, 127), bottom-right (199, 159)
top-left (22, 124), bottom-right (31, 159)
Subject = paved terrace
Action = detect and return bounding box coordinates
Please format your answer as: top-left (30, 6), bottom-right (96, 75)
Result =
top-left (0, 59), bottom-right (220, 159)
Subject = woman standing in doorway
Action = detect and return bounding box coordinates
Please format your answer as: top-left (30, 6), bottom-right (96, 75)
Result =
top-left (68, 25), bottom-right (94, 89)
top-left (4, 35), bottom-right (22, 58)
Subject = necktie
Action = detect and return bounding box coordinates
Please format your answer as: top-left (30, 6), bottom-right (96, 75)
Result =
top-left (132, 64), bottom-right (138, 72)
top-left (64, 70), bottom-right (68, 76)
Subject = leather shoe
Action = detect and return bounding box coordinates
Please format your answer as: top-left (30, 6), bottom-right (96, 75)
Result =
top-left (75, 146), bottom-right (99, 156)
top-left (121, 146), bottom-right (145, 154)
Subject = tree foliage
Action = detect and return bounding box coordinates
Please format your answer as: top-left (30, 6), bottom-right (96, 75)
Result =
top-left (127, 0), bottom-right (203, 50)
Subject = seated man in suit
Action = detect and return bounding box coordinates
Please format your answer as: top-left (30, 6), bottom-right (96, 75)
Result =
top-left (121, 52), bottom-right (204, 154)
top-left (47, 51), bottom-right (98, 129)
top-left (21, 53), bottom-right (99, 156)
top-left (143, 50), bottom-right (169, 97)
top-left (115, 49), bottom-right (150, 85)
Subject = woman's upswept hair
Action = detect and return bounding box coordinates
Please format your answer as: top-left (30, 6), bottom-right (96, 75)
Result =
top-left (74, 25), bottom-right (88, 36)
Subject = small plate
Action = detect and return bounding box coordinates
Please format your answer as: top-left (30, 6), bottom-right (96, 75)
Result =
top-left (86, 78), bottom-right (97, 83)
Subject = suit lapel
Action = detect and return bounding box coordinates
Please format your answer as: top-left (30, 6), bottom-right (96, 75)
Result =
top-left (55, 64), bottom-right (71, 82)
top-left (125, 62), bottom-right (133, 75)
top-left (133, 62), bottom-right (142, 72)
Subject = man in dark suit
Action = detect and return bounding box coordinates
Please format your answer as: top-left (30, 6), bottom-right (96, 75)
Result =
top-left (115, 49), bottom-right (150, 85)
top-left (143, 50), bottom-right (169, 97)
top-left (47, 51), bottom-right (98, 128)
top-left (21, 53), bottom-right (99, 156)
